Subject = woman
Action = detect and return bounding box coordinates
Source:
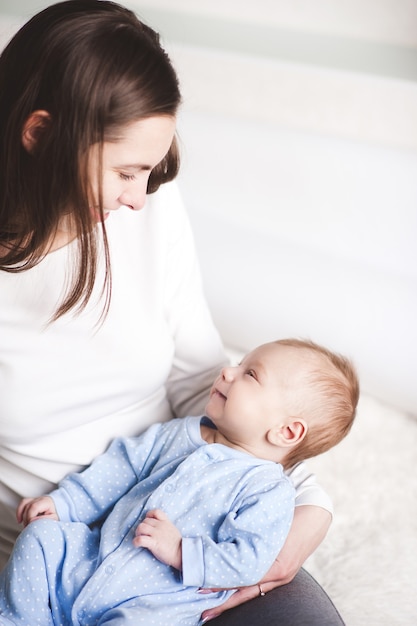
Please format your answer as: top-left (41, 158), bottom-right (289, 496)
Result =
top-left (0, 1), bottom-right (340, 624)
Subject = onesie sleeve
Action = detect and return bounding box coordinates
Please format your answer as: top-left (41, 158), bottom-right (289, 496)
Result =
top-left (50, 423), bottom-right (165, 523)
top-left (286, 461), bottom-right (333, 514)
top-left (156, 182), bottom-right (228, 418)
top-left (181, 470), bottom-right (295, 589)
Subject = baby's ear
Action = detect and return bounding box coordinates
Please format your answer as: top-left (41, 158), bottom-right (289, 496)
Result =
top-left (22, 110), bottom-right (51, 153)
top-left (267, 419), bottom-right (308, 449)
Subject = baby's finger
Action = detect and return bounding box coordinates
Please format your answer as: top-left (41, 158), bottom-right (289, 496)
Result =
top-left (20, 497), bottom-right (56, 527)
top-left (145, 508), bottom-right (168, 521)
top-left (135, 518), bottom-right (157, 538)
top-left (16, 498), bottom-right (33, 524)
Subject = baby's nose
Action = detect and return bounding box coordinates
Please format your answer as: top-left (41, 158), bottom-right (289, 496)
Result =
top-left (221, 366), bottom-right (236, 382)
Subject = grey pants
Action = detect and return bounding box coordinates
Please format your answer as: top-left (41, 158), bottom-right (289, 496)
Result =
top-left (212, 569), bottom-right (345, 626)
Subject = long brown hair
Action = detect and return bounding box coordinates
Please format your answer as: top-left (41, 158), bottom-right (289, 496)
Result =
top-left (0, 0), bottom-right (181, 320)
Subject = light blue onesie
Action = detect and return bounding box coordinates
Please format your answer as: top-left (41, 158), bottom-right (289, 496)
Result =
top-left (0, 416), bottom-right (295, 626)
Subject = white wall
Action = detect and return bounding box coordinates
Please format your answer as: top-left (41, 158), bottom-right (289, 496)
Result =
top-left (134, 0), bottom-right (417, 48)
top-left (1, 2), bottom-right (416, 415)
top-left (135, 1), bottom-right (417, 415)
top-left (177, 110), bottom-right (417, 416)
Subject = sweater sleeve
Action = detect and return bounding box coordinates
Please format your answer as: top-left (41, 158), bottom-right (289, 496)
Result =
top-left (181, 470), bottom-right (295, 589)
top-left (286, 461), bottom-right (333, 514)
top-left (157, 182), bottom-right (228, 418)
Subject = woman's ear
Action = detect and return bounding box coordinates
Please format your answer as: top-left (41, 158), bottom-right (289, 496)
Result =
top-left (22, 110), bottom-right (51, 153)
top-left (267, 419), bottom-right (308, 449)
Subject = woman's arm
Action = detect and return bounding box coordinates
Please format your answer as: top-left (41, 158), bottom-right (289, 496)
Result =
top-left (200, 504), bottom-right (331, 622)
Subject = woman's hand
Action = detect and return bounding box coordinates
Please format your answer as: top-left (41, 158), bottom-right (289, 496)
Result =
top-left (16, 496), bottom-right (59, 527)
top-left (200, 505), bottom-right (332, 622)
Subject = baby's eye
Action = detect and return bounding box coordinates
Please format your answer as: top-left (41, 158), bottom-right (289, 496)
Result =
top-left (246, 369), bottom-right (256, 379)
top-left (119, 172), bottom-right (136, 181)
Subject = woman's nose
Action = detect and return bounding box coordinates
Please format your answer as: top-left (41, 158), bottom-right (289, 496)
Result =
top-left (119, 180), bottom-right (148, 211)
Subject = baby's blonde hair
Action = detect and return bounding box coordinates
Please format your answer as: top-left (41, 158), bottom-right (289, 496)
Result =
top-left (278, 339), bottom-right (359, 469)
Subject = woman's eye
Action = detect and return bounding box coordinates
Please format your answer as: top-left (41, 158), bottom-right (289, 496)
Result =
top-left (119, 173), bottom-right (135, 181)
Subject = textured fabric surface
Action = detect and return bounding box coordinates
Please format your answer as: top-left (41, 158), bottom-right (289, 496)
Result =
top-left (212, 568), bottom-right (344, 626)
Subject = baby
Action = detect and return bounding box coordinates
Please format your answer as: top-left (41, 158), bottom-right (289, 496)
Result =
top-left (0, 339), bottom-right (359, 626)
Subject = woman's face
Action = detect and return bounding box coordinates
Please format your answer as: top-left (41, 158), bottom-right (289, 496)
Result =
top-left (89, 115), bottom-right (177, 221)
top-left (50, 115), bottom-right (176, 251)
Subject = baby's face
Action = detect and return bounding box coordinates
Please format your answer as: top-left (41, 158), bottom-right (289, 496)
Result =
top-left (206, 342), bottom-right (311, 448)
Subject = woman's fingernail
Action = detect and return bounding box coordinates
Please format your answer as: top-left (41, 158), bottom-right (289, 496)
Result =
top-left (202, 613), bottom-right (219, 623)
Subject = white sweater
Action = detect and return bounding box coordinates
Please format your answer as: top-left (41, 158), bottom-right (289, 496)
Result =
top-left (0, 182), bottom-right (331, 556)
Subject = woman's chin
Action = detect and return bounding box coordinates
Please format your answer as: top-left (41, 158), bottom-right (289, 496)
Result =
top-left (90, 206), bottom-right (110, 223)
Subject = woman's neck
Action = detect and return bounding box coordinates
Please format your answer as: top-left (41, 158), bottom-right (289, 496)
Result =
top-left (48, 214), bottom-right (78, 252)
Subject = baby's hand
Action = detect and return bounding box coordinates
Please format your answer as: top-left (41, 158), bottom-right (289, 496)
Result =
top-left (133, 509), bottom-right (182, 570)
top-left (17, 496), bottom-right (59, 527)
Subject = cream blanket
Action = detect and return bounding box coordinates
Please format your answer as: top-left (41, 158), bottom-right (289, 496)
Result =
top-left (305, 394), bottom-right (417, 625)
